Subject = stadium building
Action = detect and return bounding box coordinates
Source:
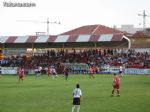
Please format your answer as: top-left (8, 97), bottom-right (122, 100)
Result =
top-left (0, 24), bottom-right (150, 75)
top-left (0, 24), bottom-right (130, 49)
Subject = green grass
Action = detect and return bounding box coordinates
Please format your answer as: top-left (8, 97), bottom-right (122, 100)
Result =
top-left (0, 74), bottom-right (150, 112)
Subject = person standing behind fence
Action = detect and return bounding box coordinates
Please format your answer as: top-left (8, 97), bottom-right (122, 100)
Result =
top-left (107, 64), bottom-right (110, 74)
top-left (72, 84), bottom-right (82, 112)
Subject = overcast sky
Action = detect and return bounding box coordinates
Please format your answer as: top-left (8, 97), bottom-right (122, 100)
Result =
top-left (0, 0), bottom-right (150, 36)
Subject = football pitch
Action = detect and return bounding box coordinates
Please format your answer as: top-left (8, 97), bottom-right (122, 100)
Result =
top-left (0, 74), bottom-right (150, 112)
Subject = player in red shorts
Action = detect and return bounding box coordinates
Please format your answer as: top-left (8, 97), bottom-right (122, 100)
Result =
top-left (112, 73), bottom-right (120, 96)
top-left (47, 66), bottom-right (52, 77)
top-left (18, 66), bottom-right (25, 83)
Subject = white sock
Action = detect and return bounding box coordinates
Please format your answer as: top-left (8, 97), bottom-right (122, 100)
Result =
top-left (77, 105), bottom-right (80, 112)
top-left (72, 106), bottom-right (75, 112)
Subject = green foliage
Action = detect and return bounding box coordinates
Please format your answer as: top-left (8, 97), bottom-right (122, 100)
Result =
top-left (0, 75), bottom-right (150, 112)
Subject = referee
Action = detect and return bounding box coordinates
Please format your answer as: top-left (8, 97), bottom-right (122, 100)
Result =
top-left (72, 84), bottom-right (82, 112)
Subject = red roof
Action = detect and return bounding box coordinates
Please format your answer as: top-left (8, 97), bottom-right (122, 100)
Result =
top-left (126, 31), bottom-right (150, 48)
top-left (132, 31), bottom-right (150, 38)
top-left (61, 24), bottom-right (123, 35)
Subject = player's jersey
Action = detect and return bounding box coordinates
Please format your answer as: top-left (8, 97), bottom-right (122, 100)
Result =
top-left (48, 67), bottom-right (52, 74)
top-left (38, 66), bottom-right (42, 72)
top-left (73, 88), bottom-right (82, 98)
top-left (119, 66), bottom-right (123, 72)
top-left (52, 68), bottom-right (57, 74)
top-left (89, 67), bottom-right (94, 74)
top-left (113, 76), bottom-right (120, 85)
top-left (19, 68), bottom-right (24, 76)
top-left (64, 67), bottom-right (69, 74)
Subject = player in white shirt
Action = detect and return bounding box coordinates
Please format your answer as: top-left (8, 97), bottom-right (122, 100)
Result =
top-left (72, 84), bottom-right (82, 112)
top-left (51, 67), bottom-right (58, 79)
top-left (36, 66), bottom-right (42, 77)
top-left (119, 66), bottom-right (123, 76)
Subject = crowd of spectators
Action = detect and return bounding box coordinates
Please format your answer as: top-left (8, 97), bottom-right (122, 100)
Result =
top-left (1, 48), bottom-right (150, 73)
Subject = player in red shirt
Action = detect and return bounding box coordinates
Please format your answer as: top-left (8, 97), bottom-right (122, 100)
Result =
top-left (47, 66), bottom-right (52, 77)
top-left (88, 66), bottom-right (94, 79)
top-left (18, 66), bottom-right (25, 83)
top-left (112, 73), bottom-right (120, 96)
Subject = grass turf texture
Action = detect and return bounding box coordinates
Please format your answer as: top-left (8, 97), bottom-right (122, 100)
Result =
top-left (0, 74), bottom-right (150, 112)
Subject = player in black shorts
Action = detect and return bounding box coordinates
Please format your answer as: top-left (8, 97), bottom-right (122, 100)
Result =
top-left (72, 84), bottom-right (82, 112)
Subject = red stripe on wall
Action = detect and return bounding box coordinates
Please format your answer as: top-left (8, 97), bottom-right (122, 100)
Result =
top-left (67, 35), bottom-right (78, 42)
top-left (111, 34), bottom-right (123, 41)
top-left (27, 36), bottom-right (38, 43)
top-left (89, 35), bottom-right (100, 42)
top-left (5, 36), bottom-right (17, 43)
top-left (47, 36), bottom-right (57, 42)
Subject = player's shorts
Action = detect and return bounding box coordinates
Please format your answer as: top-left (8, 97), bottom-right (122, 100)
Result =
top-left (113, 84), bottom-right (120, 89)
top-left (53, 73), bottom-right (56, 75)
top-left (65, 73), bottom-right (68, 76)
top-left (19, 75), bottom-right (24, 79)
top-left (73, 98), bottom-right (80, 105)
top-left (48, 72), bottom-right (51, 74)
top-left (89, 73), bottom-right (93, 75)
top-left (119, 71), bottom-right (122, 74)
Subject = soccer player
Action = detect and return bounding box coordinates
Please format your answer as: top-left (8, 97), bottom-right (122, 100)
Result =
top-left (18, 66), bottom-right (25, 83)
top-left (119, 65), bottom-right (123, 76)
top-left (72, 84), bottom-right (82, 112)
top-left (36, 66), bottom-right (42, 77)
top-left (64, 66), bottom-right (69, 80)
top-left (88, 66), bottom-right (94, 79)
top-left (112, 73), bottom-right (120, 96)
top-left (47, 66), bottom-right (52, 77)
top-left (51, 66), bottom-right (58, 79)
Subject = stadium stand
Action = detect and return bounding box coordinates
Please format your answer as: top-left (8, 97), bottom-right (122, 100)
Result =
top-left (1, 48), bottom-right (150, 74)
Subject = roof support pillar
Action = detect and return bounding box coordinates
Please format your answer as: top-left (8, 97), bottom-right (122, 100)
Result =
top-left (94, 42), bottom-right (97, 48)
top-left (123, 35), bottom-right (131, 49)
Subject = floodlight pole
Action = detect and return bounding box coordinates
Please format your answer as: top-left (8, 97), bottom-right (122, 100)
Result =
top-left (138, 10), bottom-right (150, 30)
top-left (17, 18), bottom-right (60, 36)
top-left (47, 18), bottom-right (49, 36)
top-left (46, 18), bottom-right (61, 36)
